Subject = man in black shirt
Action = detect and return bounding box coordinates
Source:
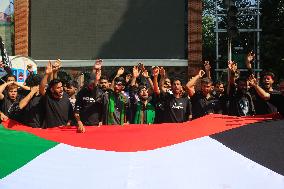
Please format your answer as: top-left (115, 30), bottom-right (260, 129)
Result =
top-left (75, 59), bottom-right (105, 133)
top-left (249, 78), bottom-right (284, 116)
top-left (8, 74), bottom-right (43, 128)
top-left (228, 77), bottom-right (255, 116)
top-left (191, 78), bottom-right (222, 119)
top-left (251, 72), bottom-right (279, 114)
top-left (39, 61), bottom-right (74, 128)
top-left (155, 72), bottom-right (192, 123)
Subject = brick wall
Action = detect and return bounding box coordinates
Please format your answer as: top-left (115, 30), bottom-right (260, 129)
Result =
top-left (14, 0), bottom-right (29, 56)
top-left (188, 0), bottom-right (203, 78)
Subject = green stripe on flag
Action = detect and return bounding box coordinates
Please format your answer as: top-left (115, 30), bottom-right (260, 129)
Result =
top-left (0, 124), bottom-right (58, 179)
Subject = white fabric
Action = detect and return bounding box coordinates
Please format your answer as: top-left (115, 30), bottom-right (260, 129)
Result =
top-left (1, 137), bottom-right (283, 189)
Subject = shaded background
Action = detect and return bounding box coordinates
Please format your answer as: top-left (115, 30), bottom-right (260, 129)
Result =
top-left (30, 0), bottom-right (188, 60)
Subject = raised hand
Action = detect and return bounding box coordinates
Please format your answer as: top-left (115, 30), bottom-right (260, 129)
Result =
top-left (142, 69), bottom-right (150, 78)
top-left (198, 70), bottom-right (205, 78)
top-left (204, 61), bottom-right (211, 72)
top-left (228, 60), bottom-right (238, 73)
top-left (248, 74), bottom-right (258, 87)
top-left (52, 59), bottom-right (61, 72)
top-left (159, 67), bottom-right (166, 77)
top-left (152, 66), bottom-right (159, 77)
top-left (116, 67), bottom-right (124, 77)
top-left (94, 59), bottom-right (102, 71)
top-left (31, 86), bottom-right (39, 94)
top-left (246, 51), bottom-right (255, 69)
top-left (45, 61), bottom-right (53, 75)
top-left (132, 66), bottom-right (140, 78)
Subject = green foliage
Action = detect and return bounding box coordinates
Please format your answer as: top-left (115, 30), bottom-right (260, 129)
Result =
top-left (260, 0), bottom-right (284, 79)
top-left (202, 0), bottom-right (284, 80)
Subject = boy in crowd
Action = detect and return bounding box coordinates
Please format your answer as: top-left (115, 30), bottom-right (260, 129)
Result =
top-left (0, 82), bottom-right (22, 121)
top-left (65, 80), bottom-right (79, 110)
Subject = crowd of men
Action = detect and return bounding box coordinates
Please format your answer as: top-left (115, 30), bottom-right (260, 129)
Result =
top-left (0, 52), bottom-right (283, 133)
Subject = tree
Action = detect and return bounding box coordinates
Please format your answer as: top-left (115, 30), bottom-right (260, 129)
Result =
top-left (260, 0), bottom-right (284, 79)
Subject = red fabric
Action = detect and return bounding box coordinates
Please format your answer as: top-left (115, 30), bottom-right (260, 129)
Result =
top-left (2, 114), bottom-right (276, 152)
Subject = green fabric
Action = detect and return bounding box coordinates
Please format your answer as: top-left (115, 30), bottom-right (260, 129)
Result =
top-left (0, 125), bottom-right (58, 179)
top-left (108, 93), bottom-right (126, 125)
top-left (134, 101), bottom-right (156, 124)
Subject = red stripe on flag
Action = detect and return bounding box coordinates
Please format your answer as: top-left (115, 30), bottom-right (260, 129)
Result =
top-left (2, 114), bottom-right (276, 152)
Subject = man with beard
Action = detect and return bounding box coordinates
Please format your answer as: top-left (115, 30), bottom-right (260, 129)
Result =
top-left (189, 76), bottom-right (222, 119)
top-left (75, 59), bottom-right (104, 133)
top-left (227, 61), bottom-right (255, 116)
top-left (99, 75), bottom-right (110, 92)
top-left (99, 75), bottom-right (130, 125)
top-left (249, 77), bottom-right (284, 116)
top-left (129, 66), bottom-right (156, 124)
top-left (154, 68), bottom-right (192, 123)
top-left (250, 72), bottom-right (279, 114)
top-left (245, 52), bottom-right (278, 114)
top-left (39, 60), bottom-right (73, 128)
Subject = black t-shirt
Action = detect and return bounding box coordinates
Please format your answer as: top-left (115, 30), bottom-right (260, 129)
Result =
top-left (159, 92), bottom-right (192, 123)
top-left (191, 91), bottom-right (222, 119)
top-left (269, 94), bottom-right (284, 116)
top-left (75, 86), bottom-right (103, 126)
top-left (0, 95), bottom-right (22, 122)
top-left (21, 95), bottom-right (43, 128)
top-left (250, 89), bottom-right (279, 115)
top-left (43, 91), bottom-right (74, 128)
top-left (227, 85), bottom-right (255, 116)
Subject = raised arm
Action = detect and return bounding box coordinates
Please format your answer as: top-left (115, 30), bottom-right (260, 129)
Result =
top-left (151, 66), bottom-right (160, 94)
top-left (246, 51), bottom-right (255, 75)
top-left (142, 69), bottom-right (154, 91)
top-left (227, 60), bottom-right (238, 95)
top-left (130, 66), bottom-right (140, 86)
top-left (110, 67), bottom-right (124, 90)
top-left (158, 67), bottom-right (168, 93)
top-left (50, 59), bottom-right (61, 80)
top-left (204, 61), bottom-right (211, 80)
top-left (248, 75), bottom-right (270, 100)
top-left (39, 61), bottom-right (53, 96)
top-left (14, 82), bottom-right (31, 91)
top-left (185, 69), bottom-right (205, 90)
top-left (0, 81), bottom-right (13, 100)
top-left (19, 86), bottom-right (39, 109)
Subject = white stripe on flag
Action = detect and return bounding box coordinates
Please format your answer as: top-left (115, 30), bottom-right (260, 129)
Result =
top-left (1, 137), bottom-right (283, 189)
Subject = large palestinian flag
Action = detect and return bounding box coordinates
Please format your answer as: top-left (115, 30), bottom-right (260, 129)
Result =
top-left (0, 114), bottom-right (284, 189)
